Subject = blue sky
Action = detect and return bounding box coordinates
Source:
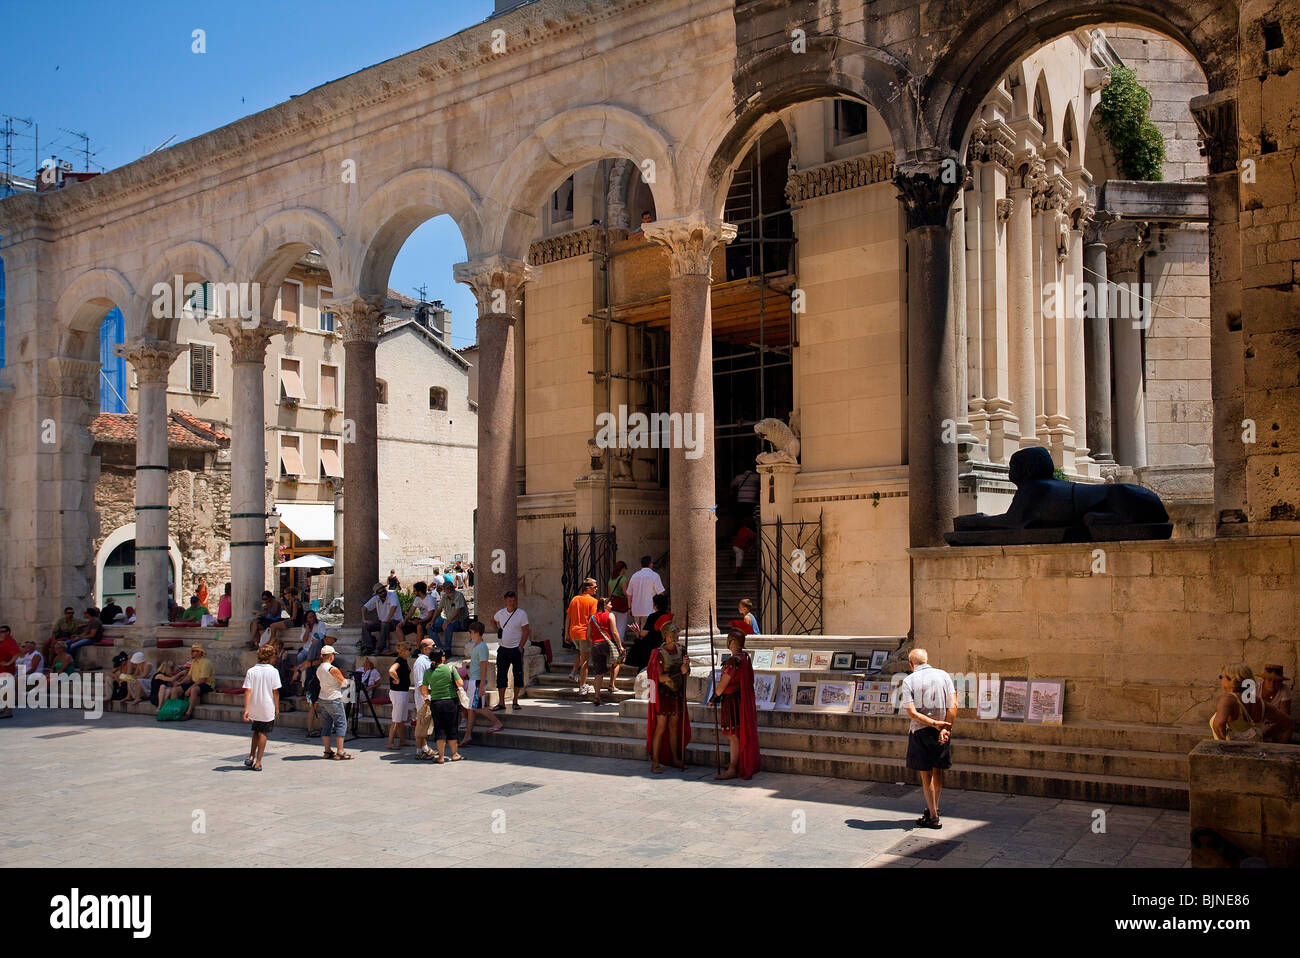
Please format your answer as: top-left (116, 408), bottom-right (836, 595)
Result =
top-left (0, 0), bottom-right (499, 347)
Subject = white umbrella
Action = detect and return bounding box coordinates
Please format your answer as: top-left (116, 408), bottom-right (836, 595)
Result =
top-left (276, 554), bottom-right (335, 569)
top-left (412, 557), bottom-right (442, 567)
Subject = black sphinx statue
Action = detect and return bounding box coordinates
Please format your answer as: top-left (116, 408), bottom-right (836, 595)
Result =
top-left (945, 446), bottom-right (1173, 545)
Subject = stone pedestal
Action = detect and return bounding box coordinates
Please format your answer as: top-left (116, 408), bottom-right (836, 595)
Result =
top-left (757, 462), bottom-right (799, 524)
top-left (642, 214), bottom-right (736, 627)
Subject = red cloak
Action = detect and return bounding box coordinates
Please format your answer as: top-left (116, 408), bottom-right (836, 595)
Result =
top-left (646, 646), bottom-right (692, 763)
top-left (723, 651), bottom-right (762, 779)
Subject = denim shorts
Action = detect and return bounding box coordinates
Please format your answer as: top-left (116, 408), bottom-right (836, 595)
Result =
top-left (319, 698), bottom-right (347, 738)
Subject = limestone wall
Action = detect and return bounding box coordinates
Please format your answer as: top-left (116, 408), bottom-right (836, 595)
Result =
top-left (911, 536), bottom-right (1300, 727)
top-left (1189, 741), bottom-right (1300, 867)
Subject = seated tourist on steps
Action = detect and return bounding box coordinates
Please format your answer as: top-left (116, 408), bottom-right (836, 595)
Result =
top-left (122, 651), bottom-right (155, 705)
top-left (1262, 665), bottom-right (1297, 744)
top-left (248, 591), bottom-right (284, 647)
top-left (1211, 663), bottom-right (1292, 743)
top-left (181, 595), bottom-right (209, 624)
top-left (361, 582), bottom-right (402, 654)
top-left (100, 598), bottom-right (124, 626)
top-left (403, 581), bottom-right (439, 640)
top-left (45, 606), bottom-right (79, 665)
top-left (216, 582), bottom-right (232, 627)
top-left (170, 645), bottom-right (215, 719)
top-left (48, 641), bottom-right (76, 676)
top-left (435, 580), bottom-right (469, 654)
top-left (150, 656), bottom-right (184, 707)
top-left (66, 608), bottom-right (105, 667)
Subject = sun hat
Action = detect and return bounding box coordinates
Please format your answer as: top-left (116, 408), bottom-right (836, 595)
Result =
top-left (130, 652), bottom-right (147, 664)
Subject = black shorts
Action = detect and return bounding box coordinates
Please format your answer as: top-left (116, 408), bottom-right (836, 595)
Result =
top-left (589, 640), bottom-right (611, 676)
top-left (181, 682), bottom-right (213, 696)
top-left (250, 719), bottom-right (275, 734)
top-left (496, 645), bottom-right (524, 689)
top-left (906, 727), bottom-right (952, 771)
top-left (431, 698), bottom-right (459, 741)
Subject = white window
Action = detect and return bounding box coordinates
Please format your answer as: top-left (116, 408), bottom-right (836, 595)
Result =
top-left (279, 433), bottom-right (305, 477)
top-left (319, 437), bottom-right (343, 479)
top-left (280, 357), bottom-right (306, 401)
top-left (318, 285), bottom-right (336, 333)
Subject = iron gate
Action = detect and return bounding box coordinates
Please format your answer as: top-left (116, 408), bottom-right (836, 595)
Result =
top-left (757, 512), bottom-right (823, 635)
top-left (562, 526), bottom-right (618, 627)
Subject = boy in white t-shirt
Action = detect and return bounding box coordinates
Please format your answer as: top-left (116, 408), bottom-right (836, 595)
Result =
top-left (242, 644), bottom-right (283, 772)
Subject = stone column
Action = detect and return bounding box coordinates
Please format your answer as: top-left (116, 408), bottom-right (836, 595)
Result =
top-left (1007, 152), bottom-right (1042, 449)
top-left (117, 339), bottom-right (186, 629)
top-left (1066, 202), bottom-right (1093, 469)
top-left (211, 318), bottom-right (283, 629)
top-left (328, 296), bottom-right (385, 629)
top-left (1083, 213), bottom-right (1115, 463)
top-left (331, 477), bottom-right (345, 601)
top-left (1112, 226), bottom-right (1149, 469)
top-left (642, 214), bottom-right (736, 626)
top-left (949, 188), bottom-right (978, 459)
top-left (981, 135), bottom-right (1015, 463)
top-left (895, 160), bottom-right (963, 548)
top-left (454, 257), bottom-right (534, 610)
top-left (1191, 90), bottom-right (1247, 528)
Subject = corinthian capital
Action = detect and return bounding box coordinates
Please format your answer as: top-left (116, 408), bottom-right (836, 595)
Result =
top-left (116, 338), bottom-right (187, 386)
top-left (642, 213), bottom-right (737, 279)
top-left (893, 158), bottom-right (963, 231)
top-left (1189, 89), bottom-right (1238, 176)
top-left (454, 256), bottom-right (535, 321)
top-left (209, 316), bottom-right (286, 364)
top-left (325, 295), bottom-right (387, 346)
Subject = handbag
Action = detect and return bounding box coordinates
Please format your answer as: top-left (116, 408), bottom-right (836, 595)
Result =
top-left (156, 698), bottom-right (189, 721)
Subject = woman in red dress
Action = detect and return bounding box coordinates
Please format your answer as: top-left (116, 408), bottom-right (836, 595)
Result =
top-left (646, 624), bottom-right (691, 772)
top-left (708, 630), bottom-right (761, 780)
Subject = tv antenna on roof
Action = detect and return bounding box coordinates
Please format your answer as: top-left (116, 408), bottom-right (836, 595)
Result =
top-left (57, 127), bottom-right (99, 172)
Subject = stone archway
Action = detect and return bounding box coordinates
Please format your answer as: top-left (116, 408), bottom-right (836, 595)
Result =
top-left (94, 522), bottom-right (183, 610)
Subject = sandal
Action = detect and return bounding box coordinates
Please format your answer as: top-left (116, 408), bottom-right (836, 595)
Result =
top-left (448, 753), bottom-right (464, 762)
top-left (716, 769), bottom-right (737, 780)
top-left (252, 763), bottom-right (262, 772)
top-left (333, 751), bottom-right (354, 760)
top-left (511, 703), bottom-right (522, 710)
top-left (491, 705), bottom-right (506, 712)
top-left (322, 749), bottom-right (335, 759)
top-left (433, 756), bottom-right (446, 764)
top-left (244, 757), bottom-right (255, 768)
top-left (488, 726), bottom-right (504, 733)
top-left (651, 764), bottom-right (664, 774)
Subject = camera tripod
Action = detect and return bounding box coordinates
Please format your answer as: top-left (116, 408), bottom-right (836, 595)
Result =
top-left (348, 670), bottom-right (385, 738)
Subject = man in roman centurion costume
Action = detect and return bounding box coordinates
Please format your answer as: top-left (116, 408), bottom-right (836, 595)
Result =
top-left (646, 624), bottom-right (691, 773)
top-left (708, 630), bottom-right (761, 780)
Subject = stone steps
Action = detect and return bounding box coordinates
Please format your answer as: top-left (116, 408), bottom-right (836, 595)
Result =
top-left (471, 726), bottom-right (1187, 809)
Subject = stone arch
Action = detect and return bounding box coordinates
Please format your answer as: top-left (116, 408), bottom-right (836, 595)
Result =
top-left (234, 207), bottom-right (352, 317)
top-left (94, 521), bottom-right (182, 608)
top-left (356, 168), bottom-right (483, 298)
top-left (482, 104), bottom-right (677, 261)
top-left (1033, 71), bottom-right (1055, 141)
top-left (55, 267), bottom-right (136, 362)
top-left (134, 239), bottom-right (231, 342)
top-left (1063, 102), bottom-right (1079, 165)
top-left (928, 0), bottom-right (1237, 157)
top-left (680, 43), bottom-right (915, 218)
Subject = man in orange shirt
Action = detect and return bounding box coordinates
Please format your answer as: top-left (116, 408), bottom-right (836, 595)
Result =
top-left (566, 578), bottom-right (599, 693)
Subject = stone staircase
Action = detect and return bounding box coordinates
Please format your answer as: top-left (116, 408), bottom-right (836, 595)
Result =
top-left (715, 546), bottom-right (760, 625)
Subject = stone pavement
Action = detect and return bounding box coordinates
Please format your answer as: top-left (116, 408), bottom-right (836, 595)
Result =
top-left (0, 709), bottom-right (1191, 868)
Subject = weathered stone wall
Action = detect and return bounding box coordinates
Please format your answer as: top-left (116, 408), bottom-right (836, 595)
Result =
top-left (911, 536), bottom-right (1300, 727)
top-left (1189, 741), bottom-right (1300, 867)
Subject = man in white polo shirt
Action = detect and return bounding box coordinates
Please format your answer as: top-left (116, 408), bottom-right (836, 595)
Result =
top-left (897, 648), bottom-right (957, 830)
top-left (493, 591), bottom-right (530, 711)
top-left (626, 555), bottom-right (665, 632)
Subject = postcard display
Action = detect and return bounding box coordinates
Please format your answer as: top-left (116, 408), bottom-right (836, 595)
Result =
top-left (745, 647), bottom-right (902, 716)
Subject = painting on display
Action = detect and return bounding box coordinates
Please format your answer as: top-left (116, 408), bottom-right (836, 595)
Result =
top-left (752, 649), bottom-right (774, 670)
top-left (794, 682), bottom-right (818, 708)
top-left (810, 651), bottom-right (834, 670)
top-left (1026, 679), bottom-right (1065, 725)
top-left (999, 678), bottom-right (1029, 722)
top-left (831, 651), bottom-right (855, 671)
top-left (869, 649), bottom-right (890, 673)
top-left (773, 671), bottom-right (800, 710)
top-left (753, 671), bottom-right (778, 710)
top-left (790, 650), bottom-right (812, 669)
top-left (977, 674), bottom-right (1001, 720)
top-left (814, 680), bottom-right (855, 712)
top-left (771, 648), bottom-right (791, 668)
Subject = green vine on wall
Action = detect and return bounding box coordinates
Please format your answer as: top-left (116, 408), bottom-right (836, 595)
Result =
top-left (1095, 66), bottom-right (1166, 181)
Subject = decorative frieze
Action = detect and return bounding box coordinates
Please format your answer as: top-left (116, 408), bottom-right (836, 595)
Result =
top-left (784, 149), bottom-right (896, 204)
top-left (968, 119), bottom-right (1015, 172)
top-left (39, 357), bottom-right (100, 401)
top-left (528, 225), bottom-right (603, 266)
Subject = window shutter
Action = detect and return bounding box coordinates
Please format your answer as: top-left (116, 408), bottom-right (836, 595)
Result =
top-left (190, 343), bottom-right (214, 394)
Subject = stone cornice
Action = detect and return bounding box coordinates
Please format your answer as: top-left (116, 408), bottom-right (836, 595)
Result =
top-left (0, 0), bottom-right (659, 238)
top-left (784, 149), bottom-right (896, 204)
top-left (641, 214), bottom-right (737, 279)
top-left (528, 225), bottom-right (604, 266)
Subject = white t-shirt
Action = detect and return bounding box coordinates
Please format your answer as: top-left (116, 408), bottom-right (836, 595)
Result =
top-left (414, 593), bottom-right (439, 620)
top-left (364, 591), bottom-right (403, 623)
top-left (411, 653), bottom-right (431, 692)
top-left (493, 607), bottom-right (530, 649)
top-left (242, 663), bottom-right (282, 722)
top-left (360, 667), bottom-right (381, 691)
top-left (20, 651), bottom-right (44, 676)
top-left (898, 664), bottom-right (957, 734)
top-left (626, 567), bottom-right (665, 618)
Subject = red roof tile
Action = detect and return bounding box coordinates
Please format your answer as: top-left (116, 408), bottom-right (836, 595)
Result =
top-left (90, 412), bottom-right (227, 450)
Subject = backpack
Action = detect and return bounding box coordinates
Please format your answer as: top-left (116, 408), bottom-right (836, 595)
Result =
top-left (156, 698), bottom-right (189, 721)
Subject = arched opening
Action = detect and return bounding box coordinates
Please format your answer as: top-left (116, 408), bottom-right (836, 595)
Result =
top-left (951, 20), bottom-right (1214, 537)
top-left (94, 523), bottom-right (183, 609)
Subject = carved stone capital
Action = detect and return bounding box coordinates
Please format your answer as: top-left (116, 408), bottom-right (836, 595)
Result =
top-left (969, 119), bottom-right (1015, 172)
top-left (893, 159), bottom-right (963, 231)
top-left (1071, 199), bottom-right (1096, 233)
top-left (325, 295), bottom-right (386, 346)
top-left (997, 197), bottom-right (1015, 222)
top-left (39, 357), bottom-right (99, 401)
top-left (209, 317), bottom-right (285, 364)
top-left (116, 338), bottom-right (186, 386)
top-left (1083, 209), bottom-right (1118, 247)
top-left (453, 256), bottom-right (536, 320)
top-left (642, 214), bottom-right (737, 279)
top-left (1189, 89), bottom-right (1238, 176)
top-left (1011, 150), bottom-right (1045, 194)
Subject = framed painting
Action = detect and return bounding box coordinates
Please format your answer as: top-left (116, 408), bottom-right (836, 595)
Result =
top-left (977, 674), bottom-right (1001, 720)
top-left (869, 649), bottom-right (890, 673)
top-left (793, 682), bottom-right (818, 708)
top-left (1026, 678), bottom-right (1065, 725)
top-left (814, 680), bottom-right (855, 711)
top-left (853, 655), bottom-right (872, 670)
top-left (773, 671), bottom-right (800, 710)
top-left (830, 651), bottom-right (855, 671)
top-left (753, 671), bottom-right (778, 711)
top-left (810, 650), bottom-right (834, 669)
top-left (999, 678), bottom-right (1029, 722)
top-left (790, 650), bottom-right (812, 669)
top-left (771, 648), bottom-right (791, 668)
top-left (752, 649), bottom-right (774, 670)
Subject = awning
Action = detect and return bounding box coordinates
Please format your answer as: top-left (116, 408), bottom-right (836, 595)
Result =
top-left (275, 502), bottom-right (389, 542)
top-left (319, 443), bottom-right (343, 478)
